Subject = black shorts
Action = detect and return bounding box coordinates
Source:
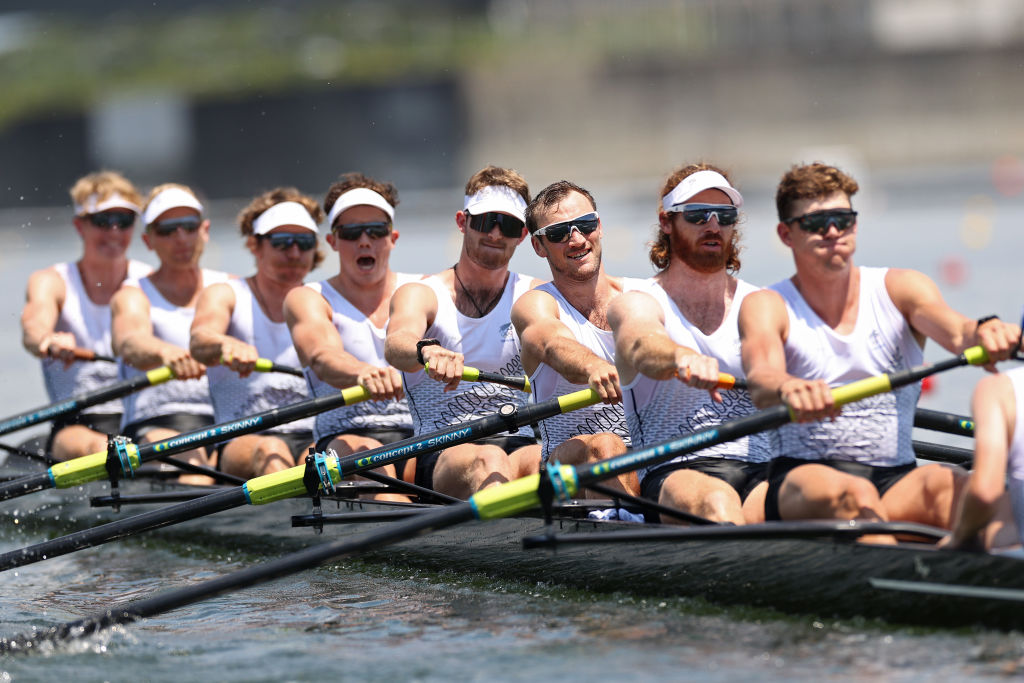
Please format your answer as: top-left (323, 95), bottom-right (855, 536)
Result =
top-left (641, 457), bottom-right (768, 503)
top-left (47, 412), bottom-right (122, 453)
top-left (122, 413), bottom-right (215, 443)
top-left (414, 434), bottom-right (539, 491)
top-left (314, 427), bottom-right (414, 453)
top-left (764, 456), bottom-right (917, 521)
top-left (212, 430), bottom-right (316, 470)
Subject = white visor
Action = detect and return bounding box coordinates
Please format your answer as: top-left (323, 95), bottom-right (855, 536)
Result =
top-left (464, 185), bottom-right (528, 223)
top-left (74, 191), bottom-right (141, 216)
top-left (327, 188), bottom-right (395, 228)
top-left (253, 201), bottom-right (319, 235)
top-left (142, 187), bottom-right (204, 226)
top-left (661, 170), bottom-right (743, 212)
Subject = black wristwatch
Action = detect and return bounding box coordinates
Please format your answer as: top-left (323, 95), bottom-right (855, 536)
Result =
top-left (416, 338), bottom-right (442, 366)
top-left (976, 315), bottom-right (1000, 330)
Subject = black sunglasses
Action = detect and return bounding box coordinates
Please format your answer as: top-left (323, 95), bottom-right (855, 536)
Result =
top-left (678, 204), bottom-right (739, 227)
top-left (332, 222), bottom-right (392, 241)
top-left (533, 212), bottom-right (600, 243)
top-left (787, 208), bottom-right (858, 234)
top-left (465, 211), bottom-right (525, 238)
top-left (87, 212), bottom-right (136, 231)
top-left (259, 232), bottom-right (318, 251)
top-left (150, 216), bottom-right (202, 236)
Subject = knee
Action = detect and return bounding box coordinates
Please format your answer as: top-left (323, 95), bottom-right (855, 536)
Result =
top-left (837, 477), bottom-right (883, 515)
top-left (585, 433), bottom-right (626, 462)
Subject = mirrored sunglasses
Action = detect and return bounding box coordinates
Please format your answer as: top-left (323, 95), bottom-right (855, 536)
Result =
top-left (787, 209), bottom-right (858, 234)
top-left (88, 211), bottom-right (136, 230)
top-left (332, 222), bottom-right (392, 241)
top-left (466, 211), bottom-right (525, 238)
top-left (533, 212), bottom-right (600, 243)
top-left (151, 217), bottom-right (202, 236)
top-left (677, 204), bottom-right (739, 226)
top-left (259, 232), bottom-right (318, 251)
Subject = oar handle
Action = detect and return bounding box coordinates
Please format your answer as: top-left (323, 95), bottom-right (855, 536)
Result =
top-left (423, 363), bottom-right (532, 392)
top-left (45, 347), bottom-right (117, 363)
top-left (252, 359), bottom-right (304, 378)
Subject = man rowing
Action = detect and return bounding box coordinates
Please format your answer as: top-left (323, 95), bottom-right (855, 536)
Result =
top-left (21, 171), bottom-right (151, 461)
top-left (385, 165), bottom-right (543, 499)
top-left (284, 174), bottom-right (418, 497)
top-left (110, 184), bottom-right (230, 482)
top-left (190, 188), bottom-right (319, 477)
top-left (512, 180), bottom-right (640, 496)
top-left (945, 364), bottom-right (1023, 549)
top-left (739, 161), bottom-right (1020, 533)
top-left (608, 164), bottom-right (774, 524)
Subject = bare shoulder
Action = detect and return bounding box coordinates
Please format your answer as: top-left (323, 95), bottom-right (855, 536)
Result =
top-left (26, 265), bottom-right (65, 296)
top-left (512, 287), bottom-right (558, 324)
top-left (608, 290), bottom-right (661, 330)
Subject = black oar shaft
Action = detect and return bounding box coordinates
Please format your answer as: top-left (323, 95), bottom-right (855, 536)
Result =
top-left (0, 504), bottom-right (474, 653)
top-left (0, 488), bottom-right (248, 572)
top-left (915, 408), bottom-right (974, 437)
top-left (0, 472), bottom-right (52, 499)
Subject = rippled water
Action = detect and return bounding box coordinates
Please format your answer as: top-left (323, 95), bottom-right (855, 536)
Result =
top-left (2, 167), bottom-right (1024, 679)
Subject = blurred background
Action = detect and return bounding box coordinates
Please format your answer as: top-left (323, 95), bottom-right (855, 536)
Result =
top-left (0, 0), bottom-right (1023, 423)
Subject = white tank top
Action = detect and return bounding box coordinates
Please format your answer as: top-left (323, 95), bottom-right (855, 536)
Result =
top-left (1003, 368), bottom-right (1024, 545)
top-left (771, 266), bottom-right (923, 466)
top-left (403, 272), bottom-right (533, 436)
top-left (303, 274), bottom-right (421, 442)
top-left (41, 260), bottom-right (152, 415)
top-left (529, 279), bottom-right (647, 461)
top-left (206, 278), bottom-right (312, 433)
top-left (119, 269), bottom-right (230, 428)
top-left (622, 279), bottom-right (774, 483)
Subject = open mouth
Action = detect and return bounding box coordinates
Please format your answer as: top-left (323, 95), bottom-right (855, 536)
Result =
top-left (356, 256), bottom-right (376, 270)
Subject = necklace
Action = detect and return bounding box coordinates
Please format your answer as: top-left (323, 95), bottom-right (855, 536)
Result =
top-left (452, 263), bottom-right (505, 317)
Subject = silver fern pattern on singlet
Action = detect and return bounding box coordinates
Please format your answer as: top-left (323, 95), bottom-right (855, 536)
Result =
top-left (403, 273), bottom-right (533, 436)
top-left (41, 260), bottom-right (152, 415)
top-left (771, 267), bottom-right (923, 466)
top-left (207, 278), bottom-right (312, 433)
top-left (119, 269), bottom-right (229, 428)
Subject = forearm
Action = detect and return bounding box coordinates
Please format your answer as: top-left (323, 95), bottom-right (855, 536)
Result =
top-left (629, 333), bottom-right (691, 382)
top-left (118, 334), bottom-right (179, 370)
top-left (309, 348), bottom-right (374, 389)
top-left (385, 329), bottom-right (428, 372)
top-left (189, 328), bottom-right (230, 366)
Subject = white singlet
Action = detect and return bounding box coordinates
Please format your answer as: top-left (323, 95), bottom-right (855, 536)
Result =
top-left (403, 272), bottom-right (533, 436)
top-left (41, 260), bottom-right (152, 415)
top-left (771, 266), bottom-right (923, 466)
top-left (529, 279), bottom-right (647, 461)
top-left (303, 274), bottom-right (421, 443)
top-left (622, 279), bottom-right (774, 483)
top-left (1002, 368), bottom-right (1024, 545)
top-left (206, 278), bottom-right (312, 433)
top-left (119, 269), bottom-right (231, 428)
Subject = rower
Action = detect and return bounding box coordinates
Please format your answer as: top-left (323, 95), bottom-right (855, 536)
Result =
top-left (512, 180), bottom-right (643, 497)
top-left (283, 174), bottom-right (418, 500)
top-left (191, 188), bottom-right (320, 478)
top-left (739, 162), bottom-right (1020, 536)
top-left (110, 184), bottom-right (230, 484)
top-left (945, 366), bottom-right (1023, 549)
top-left (21, 170), bottom-right (151, 461)
top-left (609, 165), bottom-right (774, 524)
top-left (385, 165), bottom-right (544, 499)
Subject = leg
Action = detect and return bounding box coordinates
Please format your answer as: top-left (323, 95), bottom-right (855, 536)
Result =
top-left (431, 443), bottom-right (514, 499)
top-left (779, 463), bottom-right (894, 543)
top-left (882, 463), bottom-right (965, 528)
top-left (658, 468), bottom-right (745, 525)
top-left (742, 480), bottom-right (769, 524)
top-left (328, 434), bottom-right (411, 503)
top-left (51, 424), bottom-right (108, 462)
top-left (139, 427), bottom-right (212, 486)
top-left (547, 433), bottom-right (633, 497)
top-left (220, 434), bottom-right (304, 479)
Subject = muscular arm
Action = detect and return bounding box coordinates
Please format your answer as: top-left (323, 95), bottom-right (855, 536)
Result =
top-left (886, 268), bottom-right (1019, 369)
top-left (21, 267), bottom-right (72, 360)
top-left (512, 289), bottom-right (620, 404)
top-left (384, 281), bottom-right (467, 392)
top-left (190, 283), bottom-right (259, 377)
top-left (739, 288), bottom-right (837, 420)
top-left (608, 291), bottom-right (721, 401)
top-left (947, 373), bottom-right (1014, 548)
top-left (111, 286), bottom-right (205, 378)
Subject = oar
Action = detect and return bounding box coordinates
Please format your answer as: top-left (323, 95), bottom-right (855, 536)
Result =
top-left (0, 350), bottom-right (988, 650)
top-left (914, 408), bottom-right (974, 437)
top-left (0, 371), bottom-right (740, 571)
top-left (47, 348), bottom-right (117, 363)
top-left (425, 362), bottom-right (531, 392)
top-left (252, 359), bottom-right (304, 378)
